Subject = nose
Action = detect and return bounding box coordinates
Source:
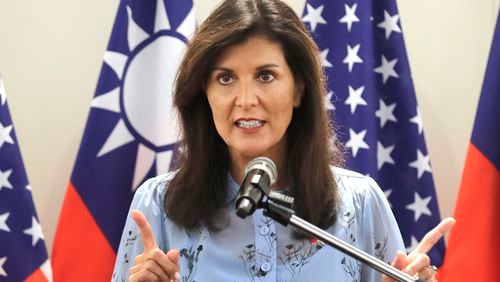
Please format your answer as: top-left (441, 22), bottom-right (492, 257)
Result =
top-left (235, 81), bottom-right (259, 110)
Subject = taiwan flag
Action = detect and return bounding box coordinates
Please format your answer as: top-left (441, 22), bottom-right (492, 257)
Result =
top-left (438, 12), bottom-right (500, 282)
top-left (51, 0), bottom-right (195, 280)
top-left (0, 76), bottom-right (52, 281)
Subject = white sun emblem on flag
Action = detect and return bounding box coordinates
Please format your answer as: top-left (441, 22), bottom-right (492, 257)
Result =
top-left (90, 1), bottom-right (195, 190)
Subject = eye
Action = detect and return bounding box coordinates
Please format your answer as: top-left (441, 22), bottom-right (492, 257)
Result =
top-left (217, 73), bottom-right (234, 85)
top-left (258, 71), bottom-right (275, 83)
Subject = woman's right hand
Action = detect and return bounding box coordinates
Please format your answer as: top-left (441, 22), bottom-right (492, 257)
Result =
top-left (128, 209), bottom-right (180, 282)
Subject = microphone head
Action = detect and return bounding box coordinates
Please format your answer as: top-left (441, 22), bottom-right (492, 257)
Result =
top-left (244, 157), bottom-right (278, 187)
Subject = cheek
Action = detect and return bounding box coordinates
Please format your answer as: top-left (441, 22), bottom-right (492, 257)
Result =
top-left (271, 103), bottom-right (294, 133)
top-left (213, 113), bottom-right (229, 134)
top-left (207, 96), bottom-right (231, 134)
top-left (274, 90), bottom-right (297, 120)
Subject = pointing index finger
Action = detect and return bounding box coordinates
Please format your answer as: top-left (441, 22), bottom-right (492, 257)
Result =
top-left (131, 209), bottom-right (158, 252)
top-left (414, 217), bottom-right (456, 254)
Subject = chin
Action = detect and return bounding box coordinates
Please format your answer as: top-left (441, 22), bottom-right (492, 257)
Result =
top-left (234, 145), bottom-right (271, 160)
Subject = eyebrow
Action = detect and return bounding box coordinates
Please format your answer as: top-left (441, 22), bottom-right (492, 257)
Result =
top-left (256, 63), bottom-right (280, 70)
top-left (211, 63), bottom-right (280, 72)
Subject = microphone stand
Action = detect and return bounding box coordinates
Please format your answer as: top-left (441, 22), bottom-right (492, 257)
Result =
top-left (259, 195), bottom-right (424, 282)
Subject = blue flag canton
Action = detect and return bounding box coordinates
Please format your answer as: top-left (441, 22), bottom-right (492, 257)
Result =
top-left (0, 82), bottom-right (48, 280)
top-left (302, 0), bottom-right (445, 265)
top-left (70, 0), bottom-right (195, 251)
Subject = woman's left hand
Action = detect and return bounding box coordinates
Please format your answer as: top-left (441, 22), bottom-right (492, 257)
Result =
top-left (383, 217), bottom-right (456, 282)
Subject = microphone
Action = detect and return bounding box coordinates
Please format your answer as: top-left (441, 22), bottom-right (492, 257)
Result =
top-left (235, 157), bottom-right (277, 219)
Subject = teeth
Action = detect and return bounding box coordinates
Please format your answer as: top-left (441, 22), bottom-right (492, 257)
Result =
top-left (236, 120), bottom-right (263, 128)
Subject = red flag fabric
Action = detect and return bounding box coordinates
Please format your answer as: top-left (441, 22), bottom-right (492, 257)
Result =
top-left (438, 12), bottom-right (500, 281)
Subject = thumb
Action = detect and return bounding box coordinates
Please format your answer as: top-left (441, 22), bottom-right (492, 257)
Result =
top-left (166, 249), bottom-right (180, 264)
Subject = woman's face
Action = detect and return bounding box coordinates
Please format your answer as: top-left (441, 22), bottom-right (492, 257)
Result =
top-left (206, 36), bottom-right (302, 166)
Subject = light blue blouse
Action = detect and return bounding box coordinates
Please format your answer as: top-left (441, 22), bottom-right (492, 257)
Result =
top-left (112, 167), bottom-right (405, 281)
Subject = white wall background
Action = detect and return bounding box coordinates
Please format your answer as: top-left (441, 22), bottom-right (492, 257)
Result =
top-left (0, 0), bottom-right (498, 253)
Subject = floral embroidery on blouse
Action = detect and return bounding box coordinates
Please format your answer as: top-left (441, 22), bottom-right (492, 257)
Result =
top-left (373, 234), bottom-right (390, 263)
top-left (179, 244), bottom-right (203, 282)
top-left (278, 240), bottom-right (324, 279)
top-left (341, 256), bottom-right (361, 281)
top-left (339, 200), bottom-right (363, 280)
top-left (258, 217), bottom-right (277, 251)
top-left (111, 168), bottom-right (406, 281)
top-left (239, 243), bottom-right (272, 281)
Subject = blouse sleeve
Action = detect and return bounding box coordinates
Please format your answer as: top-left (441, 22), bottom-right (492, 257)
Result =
top-left (359, 176), bottom-right (406, 281)
top-left (111, 174), bottom-right (172, 281)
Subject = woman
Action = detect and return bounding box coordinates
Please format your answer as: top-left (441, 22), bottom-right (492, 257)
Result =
top-left (112, 0), bottom-right (453, 281)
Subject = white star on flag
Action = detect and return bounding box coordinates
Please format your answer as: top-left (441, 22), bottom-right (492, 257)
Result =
top-left (409, 149), bottom-right (432, 179)
top-left (339, 3), bottom-right (360, 32)
top-left (374, 55), bottom-right (399, 84)
top-left (345, 85), bottom-right (367, 113)
top-left (346, 128), bottom-right (369, 157)
top-left (325, 91), bottom-right (335, 111)
top-left (406, 192), bottom-right (433, 221)
top-left (320, 48), bottom-right (333, 68)
top-left (375, 99), bottom-right (397, 127)
top-left (0, 169), bottom-right (13, 192)
top-left (406, 236), bottom-right (420, 253)
top-left (0, 121), bottom-right (14, 149)
top-left (0, 212), bottom-right (10, 232)
top-left (343, 44), bottom-right (363, 72)
top-left (377, 141), bottom-right (395, 169)
top-left (377, 10), bottom-right (402, 39)
top-left (302, 4), bottom-right (327, 32)
top-left (0, 257), bottom-right (6, 277)
top-left (23, 217), bottom-right (45, 246)
top-left (410, 107), bottom-right (423, 134)
top-left (384, 188), bottom-right (392, 199)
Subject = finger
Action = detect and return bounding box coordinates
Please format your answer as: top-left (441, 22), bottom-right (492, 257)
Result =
top-left (143, 259), bottom-right (170, 281)
top-left (132, 209), bottom-right (158, 252)
top-left (416, 265), bottom-right (435, 281)
top-left (166, 249), bottom-right (180, 266)
top-left (129, 268), bottom-right (161, 282)
top-left (129, 259), bottom-right (170, 281)
top-left (391, 251), bottom-right (408, 270)
top-left (166, 249), bottom-right (181, 280)
top-left (129, 264), bottom-right (140, 275)
top-left (134, 254), bottom-right (145, 265)
top-left (383, 251), bottom-right (408, 282)
top-left (404, 253), bottom-right (430, 276)
top-left (413, 217), bottom-right (456, 254)
top-left (143, 249), bottom-right (179, 276)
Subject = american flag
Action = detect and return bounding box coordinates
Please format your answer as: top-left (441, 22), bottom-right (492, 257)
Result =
top-left (302, 0), bottom-right (445, 265)
top-left (0, 77), bottom-right (52, 281)
top-left (51, 0), bottom-right (195, 280)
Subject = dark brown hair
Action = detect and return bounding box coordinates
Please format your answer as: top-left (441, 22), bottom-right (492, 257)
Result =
top-left (165, 0), bottom-right (343, 232)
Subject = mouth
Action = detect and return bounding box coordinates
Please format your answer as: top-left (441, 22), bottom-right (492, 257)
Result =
top-left (235, 119), bottom-right (265, 129)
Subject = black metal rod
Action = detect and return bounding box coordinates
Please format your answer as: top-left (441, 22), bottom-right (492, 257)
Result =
top-left (288, 215), bottom-right (422, 282)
